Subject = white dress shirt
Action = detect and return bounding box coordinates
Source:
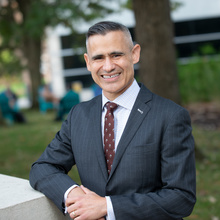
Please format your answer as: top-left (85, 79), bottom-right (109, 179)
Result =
top-left (65, 79), bottom-right (140, 219)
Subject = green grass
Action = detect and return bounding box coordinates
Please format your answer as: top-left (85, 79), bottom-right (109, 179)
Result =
top-left (0, 109), bottom-right (80, 182)
top-left (185, 126), bottom-right (220, 220)
top-left (0, 109), bottom-right (220, 219)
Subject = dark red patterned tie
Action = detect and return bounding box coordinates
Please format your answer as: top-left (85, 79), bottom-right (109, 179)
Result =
top-left (104, 102), bottom-right (118, 175)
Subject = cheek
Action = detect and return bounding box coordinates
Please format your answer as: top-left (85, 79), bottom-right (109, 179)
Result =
top-left (121, 61), bottom-right (134, 76)
top-left (91, 72), bottom-right (98, 82)
top-left (91, 71), bottom-right (102, 86)
top-left (90, 63), bottom-right (102, 74)
top-left (119, 57), bottom-right (132, 69)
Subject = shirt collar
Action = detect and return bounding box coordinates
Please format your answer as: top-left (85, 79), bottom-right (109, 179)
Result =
top-left (102, 79), bottom-right (140, 110)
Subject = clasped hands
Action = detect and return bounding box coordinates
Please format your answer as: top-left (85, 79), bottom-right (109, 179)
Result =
top-left (66, 185), bottom-right (107, 220)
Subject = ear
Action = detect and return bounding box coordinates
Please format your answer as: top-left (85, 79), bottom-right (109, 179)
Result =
top-left (132, 44), bottom-right (141, 64)
top-left (84, 53), bottom-right (91, 71)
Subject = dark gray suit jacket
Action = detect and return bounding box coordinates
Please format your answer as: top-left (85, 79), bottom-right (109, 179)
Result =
top-left (29, 84), bottom-right (196, 220)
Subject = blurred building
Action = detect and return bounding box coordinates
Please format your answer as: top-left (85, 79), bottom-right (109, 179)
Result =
top-left (172, 0), bottom-right (220, 58)
top-left (42, 0), bottom-right (220, 98)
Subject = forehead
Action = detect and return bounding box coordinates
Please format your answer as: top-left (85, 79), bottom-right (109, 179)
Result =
top-left (86, 31), bottom-right (130, 54)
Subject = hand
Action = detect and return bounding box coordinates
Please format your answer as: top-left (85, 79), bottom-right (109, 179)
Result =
top-left (67, 186), bottom-right (86, 198)
top-left (66, 185), bottom-right (107, 220)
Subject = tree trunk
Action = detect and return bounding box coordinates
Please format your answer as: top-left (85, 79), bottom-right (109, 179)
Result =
top-left (17, 0), bottom-right (42, 109)
top-left (132, 0), bottom-right (181, 104)
top-left (22, 36), bottom-right (42, 108)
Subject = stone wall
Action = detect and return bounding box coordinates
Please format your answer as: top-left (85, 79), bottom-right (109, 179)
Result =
top-left (0, 174), bottom-right (71, 220)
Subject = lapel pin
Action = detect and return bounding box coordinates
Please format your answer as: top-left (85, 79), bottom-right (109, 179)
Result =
top-left (138, 108), bottom-right (143, 114)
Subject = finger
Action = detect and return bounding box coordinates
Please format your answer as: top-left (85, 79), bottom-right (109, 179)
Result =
top-left (70, 210), bottom-right (78, 219)
top-left (67, 205), bottom-right (74, 214)
top-left (80, 185), bottom-right (91, 194)
top-left (66, 186), bottom-right (86, 207)
top-left (66, 197), bottom-right (76, 207)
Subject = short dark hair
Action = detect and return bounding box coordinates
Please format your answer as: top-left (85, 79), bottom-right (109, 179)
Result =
top-left (86, 21), bottom-right (133, 46)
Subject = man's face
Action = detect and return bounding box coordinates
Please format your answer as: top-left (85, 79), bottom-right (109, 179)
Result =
top-left (84, 31), bottom-right (140, 100)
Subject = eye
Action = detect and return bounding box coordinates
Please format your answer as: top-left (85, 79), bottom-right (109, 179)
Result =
top-left (94, 57), bottom-right (102, 60)
top-left (113, 54), bottom-right (121, 58)
top-left (93, 55), bottom-right (104, 61)
top-left (111, 52), bottom-right (124, 59)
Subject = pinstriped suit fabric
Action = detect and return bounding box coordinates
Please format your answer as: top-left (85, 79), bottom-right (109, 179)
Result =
top-left (30, 84), bottom-right (196, 220)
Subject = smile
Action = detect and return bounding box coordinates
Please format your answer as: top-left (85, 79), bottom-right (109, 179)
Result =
top-left (102, 73), bottom-right (120, 79)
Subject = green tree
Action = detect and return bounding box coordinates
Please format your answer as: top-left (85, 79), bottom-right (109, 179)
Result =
top-left (0, 0), bottom-right (113, 108)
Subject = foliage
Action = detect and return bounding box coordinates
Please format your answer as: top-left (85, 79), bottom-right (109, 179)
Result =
top-left (0, 49), bottom-right (23, 76)
top-left (178, 54), bottom-right (220, 104)
top-left (0, 0), bottom-right (116, 69)
top-left (170, 0), bottom-right (183, 11)
top-left (198, 44), bottom-right (217, 55)
top-left (126, 0), bottom-right (183, 11)
top-left (0, 0), bottom-right (114, 47)
top-left (121, 0), bottom-right (132, 10)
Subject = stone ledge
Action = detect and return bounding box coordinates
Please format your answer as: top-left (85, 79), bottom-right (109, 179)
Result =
top-left (0, 174), bottom-right (71, 220)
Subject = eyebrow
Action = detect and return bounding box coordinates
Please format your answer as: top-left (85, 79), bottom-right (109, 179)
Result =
top-left (111, 51), bottom-right (125, 56)
top-left (91, 51), bottom-right (125, 60)
top-left (91, 54), bottom-right (103, 60)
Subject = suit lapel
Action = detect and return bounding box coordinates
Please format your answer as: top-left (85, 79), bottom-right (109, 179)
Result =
top-left (90, 96), bottom-right (108, 181)
top-left (109, 85), bottom-right (153, 178)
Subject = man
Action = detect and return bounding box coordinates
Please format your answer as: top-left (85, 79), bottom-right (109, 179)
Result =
top-left (30, 21), bottom-right (196, 220)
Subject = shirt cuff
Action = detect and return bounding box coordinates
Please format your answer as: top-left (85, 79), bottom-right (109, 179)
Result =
top-left (105, 196), bottom-right (116, 220)
top-left (64, 185), bottom-right (78, 214)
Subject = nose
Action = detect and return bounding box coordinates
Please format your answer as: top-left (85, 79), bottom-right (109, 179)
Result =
top-left (103, 57), bottom-right (115, 73)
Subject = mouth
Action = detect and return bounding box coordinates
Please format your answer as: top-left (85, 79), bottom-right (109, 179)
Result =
top-left (102, 73), bottom-right (120, 79)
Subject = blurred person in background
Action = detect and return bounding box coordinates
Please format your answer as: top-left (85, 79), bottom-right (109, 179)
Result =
top-left (40, 83), bottom-right (60, 105)
top-left (0, 85), bottom-right (26, 124)
top-left (54, 82), bottom-right (80, 121)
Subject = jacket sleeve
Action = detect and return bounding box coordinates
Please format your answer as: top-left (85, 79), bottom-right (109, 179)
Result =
top-left (29, 108), bottom-right (77, 212)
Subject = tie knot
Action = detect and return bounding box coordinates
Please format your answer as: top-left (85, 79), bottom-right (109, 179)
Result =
top-left (106, 102), bottom-right (118, 112)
